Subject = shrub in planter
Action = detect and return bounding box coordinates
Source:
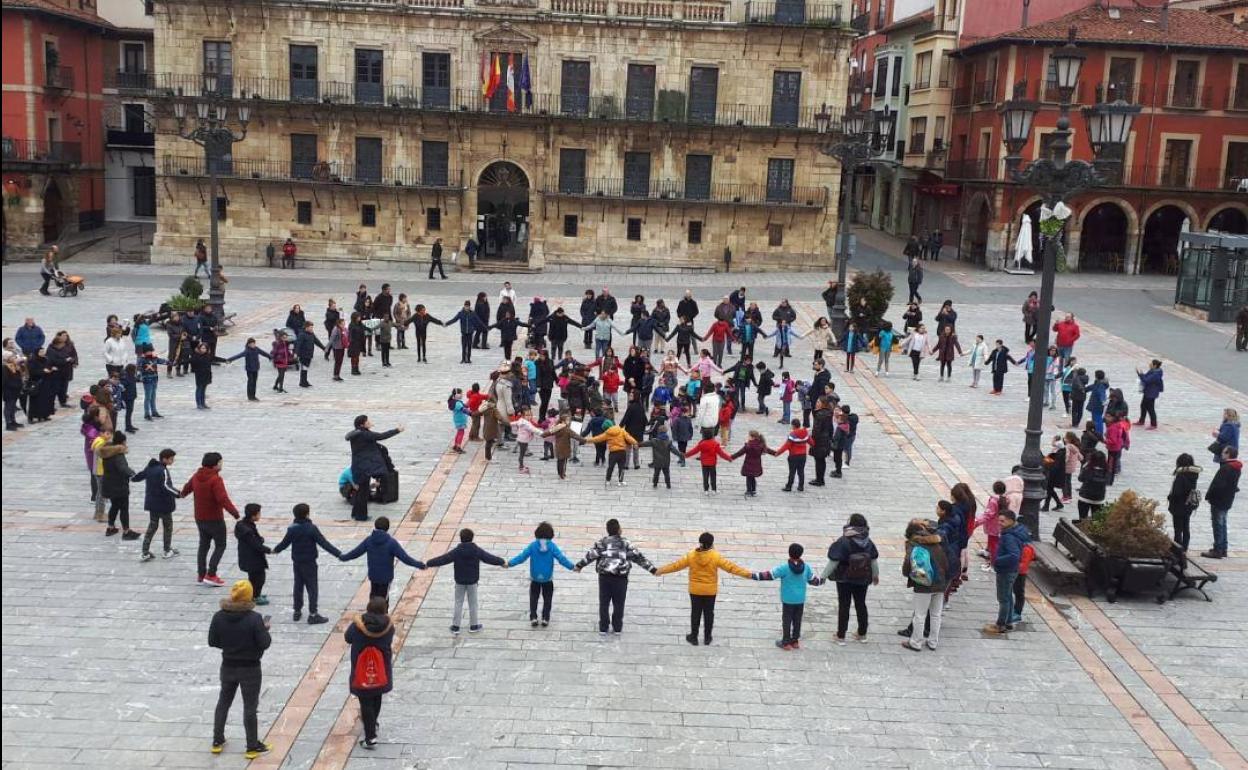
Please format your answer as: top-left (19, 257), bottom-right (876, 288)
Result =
top-left (167, 293), bottom-right (203, 312)
top-left (1079, 490), bottom-right (1171, 559)
top-left (180, 276), bottom-right (204, 300)
top-left (846, 269), bottom-right (893, 331)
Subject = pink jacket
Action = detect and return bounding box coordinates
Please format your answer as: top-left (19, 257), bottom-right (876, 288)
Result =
top-left (511, 417), bottom-right (543, 444)
top-left (1104, 420), bottom-right (1129, 452)
top-left (81, 422), bottom-right (99, 472)
top-left (1003, 475), bottom-right (1024, 513)
top-left (1064, 442), bottom-right (1083, 474)
top-left (975, 496), bottom-right (1003, 538)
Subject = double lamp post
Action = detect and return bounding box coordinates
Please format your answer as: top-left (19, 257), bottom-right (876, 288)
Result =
top-left (172, 71), bottom-right (250, 323)
top-left (998, 30), bottom-right (1139, 535)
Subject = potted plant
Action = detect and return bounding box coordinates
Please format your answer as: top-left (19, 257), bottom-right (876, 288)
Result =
top-left (846, 269), bottom-right (894, 336)
top-left (1077, 491), bottom-right (1173, 601)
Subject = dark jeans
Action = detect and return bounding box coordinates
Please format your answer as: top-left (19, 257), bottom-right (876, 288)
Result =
top-left (781, 601), bottom-right (805, 643)
top-left (745, 475), bottom-right (757, 494)
top-left (529, 580), bottom-right (554, 621)
top-left (293, 561), bottom-right (319, 615)
top-left (370, 580), bottom-right (390, 600)
top-left (690, 594), bottom-right (716, 639)
top-left (429, 258), bottom-right (446, 279)
top-left (992, 371), bottom-right (1006, 392)
top-left (1172, 510), bottom-right (1192, 550)
top-left (358, 693), bottom-right (383, 742)
top-left (836, 582), bottom-right (869, 638)
top-left (107, 495), bottom-right (130, 529)
top-left (1070, 396), bottom-right (1085, 427)
top-left (248, 569), bottom-right (267, 599)
top-left (910, 351), bottom-right (922, 375)
top-left (245, 370), bottom-right (258, 400)
top-left (197, 519), bottom-right (227, 578)
top-left (597, 574), bottom-right (628, 632)
top-left (351, 476), bottom-right (375, 520)
top-left (908, 282), bottom-right (922, 303)
top-left (333, 349), bottom-right (345, 377)
top-left (701, 465), bottom-right (717, 491)
top-left (1077, 501), bottom-right (1099, 519)
top-left (550, 339), bottom-right (565, 360)
top-left (995, 570), bottom-right (1018, 628)
top-left (606, 450), bottom-right (627, 482)
top-left (416, 331), bottom-right (429, 361)
top-left (380, 342), bottom-right (391, 366)
top-left (142, 511), bottom-right (173, 554)
top-left (1012, 573), bottom-right (1027, 620)
top-left (785, 455), bottom-right (806, 490)
top-left (213, 664), bottom-right (262, 748)
top-left (651, 466), bottom-right (670, 488)
top-left (1138, 397), bottom-right (1157, 427)
top-left (460, 334), bottom-right (473, 363)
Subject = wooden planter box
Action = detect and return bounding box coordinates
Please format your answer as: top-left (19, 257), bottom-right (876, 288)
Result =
top-left (1053, 518), bottom-right (1173, 603)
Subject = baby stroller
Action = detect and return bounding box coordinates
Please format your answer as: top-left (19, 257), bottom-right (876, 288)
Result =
top-left (53, 269), bottom-right (85, 297)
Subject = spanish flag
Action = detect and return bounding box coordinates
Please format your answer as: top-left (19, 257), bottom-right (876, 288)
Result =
top-left (480, 50), bottom-right (489, 98)
top-left (486, 53), bottom-right (501, 99)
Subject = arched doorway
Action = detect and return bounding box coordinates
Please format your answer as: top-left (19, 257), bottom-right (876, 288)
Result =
top-left (1020, 200), bottom-right (1043, 261)
top-left (966, 197), bottom-right (991, 265)
top-left (42, 181), bottom-right (63, 244)
top-left (1208, 207), bottom-right (1248, 234)
top-left (476, 161), bottom-right (529, 262)
top-left (1141, 205), bottom-right (1188, 274)
top-left (1079, 202), bottom-right (1129, 272)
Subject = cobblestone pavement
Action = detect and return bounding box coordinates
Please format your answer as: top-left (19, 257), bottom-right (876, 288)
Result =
top-left (3, 270), bottom-right (1246, 770)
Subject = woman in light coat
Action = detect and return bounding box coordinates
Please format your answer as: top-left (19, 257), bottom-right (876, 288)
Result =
top-left (899, 323), bottom-right (932, 381)
top-left (966, 334), bottom-right (989, 388)
top-left (807, 317), bottom-right (836, 361)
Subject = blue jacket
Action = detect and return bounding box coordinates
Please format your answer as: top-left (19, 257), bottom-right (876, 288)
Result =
top-left (447, 309), bottom-right (487, 336)
top-left (1137, 369), bottom-right (1164, 400)
top-left (1215, 420), bottom-right (1239, 453)
top-left (426, 541), bottom-right (504, 585)
top-left (760, 559), bottom-right (821, 604)
top-left (877, 328), bottom-right (895, 351)
top-left (227, 346), bottom-right (271, 372)
top-left (15, 324), bottom-right (45, 355)
top-left (452, 399), bottom-right (470, 430)
top-left (936, 509), bottom-right (967, 568)
top-left (340, 529), bottom-right (425, 584)
top-left (844, 331), bottom-right (867, 354)
top-left (993, 522), bottom-right (1032, 573)
top-left (1088, 380), bottom-right (1109, 410)
top-left (133, 322), bottom-right (152, 349)
top-left (273, 518), bottom-right (342, 564)
top-left (130, 458), bottom-right (179, 515)
top-left (507, 538), bottom-right (575, 582)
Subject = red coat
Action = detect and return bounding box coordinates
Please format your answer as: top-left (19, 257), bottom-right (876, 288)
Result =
top-left (705, 320), bottom-right (732, 342)
top-left (601, 370), bottom-right (622, 395)
top-left (774, 428), bottom-right (812, 457)
top-left (283, 242), bottom-right (297, 258)
top-left (685, 438), bottom-right (732, 467)
top-left (181, 466), bottom-right (239, 522)
top-left (466, 391), bottom-right (488, 413)
top-left (1053, 320), bottom-right (1081, 348)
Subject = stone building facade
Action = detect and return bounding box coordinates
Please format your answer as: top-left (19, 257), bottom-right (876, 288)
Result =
top-left (147, 0), bottom-right (855, 270)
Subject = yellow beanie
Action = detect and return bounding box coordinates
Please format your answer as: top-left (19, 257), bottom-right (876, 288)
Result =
top-left (229, 580), bottom-right (254, 603)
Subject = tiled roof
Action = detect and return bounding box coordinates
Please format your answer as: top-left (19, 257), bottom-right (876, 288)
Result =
top-left (961, 3), bottom-right (1248, 52)
top-left (2, 0), bottom-right (114, 29)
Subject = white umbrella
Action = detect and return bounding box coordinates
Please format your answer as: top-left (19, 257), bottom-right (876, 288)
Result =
top-left (1013, 213), bottom-right (1034, 269)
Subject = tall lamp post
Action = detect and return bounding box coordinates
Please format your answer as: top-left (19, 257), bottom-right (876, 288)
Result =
top-left (173, 72), bottom-right (250, 324)
top-left (816, 104), bottom-right (893, 340)
top-left (997, 30), bottom-right (1139, 535)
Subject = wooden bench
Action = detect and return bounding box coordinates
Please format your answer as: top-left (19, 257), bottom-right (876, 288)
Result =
top-left (1163, 543), bottom-right (1218, 602)
top-left (1032, 539), bottom-right (1092, 596)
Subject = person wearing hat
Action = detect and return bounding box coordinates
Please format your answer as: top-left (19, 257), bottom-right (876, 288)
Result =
top-left (208, 579), bottom-right (272, 758)
top-left (984, 508), bottom-right (1032, 635)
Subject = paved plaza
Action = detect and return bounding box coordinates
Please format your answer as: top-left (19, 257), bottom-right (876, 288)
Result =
top-left (2, 253), bottom-right (1247, 770)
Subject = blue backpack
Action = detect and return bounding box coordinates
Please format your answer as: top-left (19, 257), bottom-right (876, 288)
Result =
top-left (909, 545), bottom-right (940, 587)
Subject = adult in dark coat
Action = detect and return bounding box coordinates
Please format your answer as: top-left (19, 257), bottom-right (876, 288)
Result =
top-left (45, 332), bottom-right (77, 407)
top-left (208, 580), bottom-right (272, 755)
top-left (546, 308), bottom-right (582, 360)
top-left (676, 291), bottom-right (700, 325)
top-left (595, 289), bottom-right (619, 319)
top-left (347, 416), bottom-right (404, 521)
top-left (348, 314), bottom-right (368, 376)
top-left (809, 402), bottom-right (834, 485)
top-left (372, 285), bottom-right (394, 322)
top-left (579, 290), bottom-right (597, 349)
top-left (345, 597), bottom-right (395, 749)
top-left (620, 395), bottom-right (648, 469)
top-left (1203, 447), bottom-right (1242, 559)
top-left (294, 323), bottom-right (326, 387)
top-left (473, 292), bottom-right (492, 349)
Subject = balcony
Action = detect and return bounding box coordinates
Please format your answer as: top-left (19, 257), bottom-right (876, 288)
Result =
top-left (142, 75), bottom-right (840, 133)
top-left (944, 158), bottom-right (1001, 181)
top-left (1, 137), bottom-right (82, 167)
top-left (542, 176), bottom-right (828, 207)
top-left (1165, 84), bottom-right (1213, 110)
top-left (973, 80), bottom-right (997, 104)
top-left (107, 69), bottom-right (155, 91)
top-left (744, 1), bottom-right (844, 26)
top-left (44, 66), bottom-right (74, 91)
top-left (850, 11), bottom-right (868, 32)
top-left (160, 155), bottom-right (465, 190)
top-left (952, 84), bottom-right (972, 107)
top-left (1039, 80), bottom-right (1085, 104)
top-left (1230, 86), bottom-right (1248, 111)
top-left (1118, 165), bottom-right (1246, 192)
top-left (908, 134), bottom-right (926, 154)
top-left (1095, 81), bottom-right (1140, 106)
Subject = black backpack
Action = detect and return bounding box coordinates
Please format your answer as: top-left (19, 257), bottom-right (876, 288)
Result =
top-left (843, 550), bottom-right (874, 582)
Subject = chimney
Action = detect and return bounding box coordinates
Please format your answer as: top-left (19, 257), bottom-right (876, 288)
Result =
top-left (1021, 0), bottom-right (1030, 28)
top-left (1161, 0), bottom-right (1169, 30)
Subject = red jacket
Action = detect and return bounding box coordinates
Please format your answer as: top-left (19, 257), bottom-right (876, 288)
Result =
top-left (774, 428), bottom-right (812, 457)
top-left (466, 390), bottom-right (488, 413)
top-left (283, 242), bottom-right (297, 257)
top-left (1052, 320), bottom-right (1080, 348)
top-left (705, 320), bottom-right (732, 342)
top-left (718, 402), bottom-right (735, 427)
top-left (601, 370), bottom-right (622, 394)
top-left (1019, 543), bottom-right (1035, 575)
top-left (181, 466), bottom-right (239, 522)
top-left (685, 438), bottom-right (733, 467)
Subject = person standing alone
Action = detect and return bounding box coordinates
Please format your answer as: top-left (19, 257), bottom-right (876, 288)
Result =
top-left (428, 238), bottom-right (447, 280)
top-left (208, 580), bottom-right (272, 758)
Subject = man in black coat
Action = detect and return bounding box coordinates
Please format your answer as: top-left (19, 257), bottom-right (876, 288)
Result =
top-left (428, 238), bottom-right (446, 280)
top-left (208, 579), bottom-right (272, 757)
top-left (595, 288), bottom-right (618, 319)
top-left (134, 447), bottom-right (181, 560)
top-left (372, 284), bottom-right (394, 321)
top-left (1202, 447), bottom-right (1241, 559)
top-left (294, 322), bottom-right (326, 388)
top-left (579, 290), bottom-right (597, 349)
top-left (347, 415), bottom-right (404, 521)
top-left (677, 291), bottom-right (699, 325)
top-left (473, 293), bottom-right (491, 349)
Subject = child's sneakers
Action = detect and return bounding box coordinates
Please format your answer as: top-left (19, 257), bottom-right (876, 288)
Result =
top-left (307, 614), bottom-right (328, 625)
top-left (450, 625), bottom-right (461, 635)
top-left (854, 633), bottom-right (868, 644)
top-left (243, 743), bottom-right (271, 760)
top-left (163, 548), bottom-right (180, 559)
top-left (255, 596), bottom-right (270, 606)
top-left (210, 741), bottom-right (225, 754)
top-left (835, 637), bottom-right (847, 646)
top-left (468, 624), bottom-right (483, 633)
top-left (359, 738), bottom-right (377, 750)
top-left (140, 552), bottom-right (155, 562)
top-left (202, 574), bottom-right (225, 587)
top-left (531, 618), bottom-right (540, 627)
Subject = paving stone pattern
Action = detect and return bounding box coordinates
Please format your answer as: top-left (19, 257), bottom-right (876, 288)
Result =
top-left (2, 275), bottom-right (1246, 770)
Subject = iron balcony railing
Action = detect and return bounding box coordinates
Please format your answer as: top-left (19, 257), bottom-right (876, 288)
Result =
top-left (141, 74), bottom-right (841, 132)
top-left (107, 69), bottom-right (156, 91)
top-left (1229, 85), bottom-right (1248, 111)
top-left (1119, 165), bottom-right (1246, 192)
top-left (160, 155), bottom-right (465, 189)
top-left (744, 1), bottom-right (844, 26)
top-left (542, 175), bottom-right (828, 207)
top-left (1, 137), bottom-right (82, 164)
top-left (944, 158), bottom-right (1001, 181)
top-left (1166, 84), bottom-right (1213, 110)
top-left (1039, 79), bottom-right (1085, 104)
top-left (973, 80), bottom-right (997, 104)
top-left (850, 10), bottom-right (869, 31)
top-left (45, 66), bottom-right (74, 90)
top-left (1096, 81), bottom-right (1140, 105)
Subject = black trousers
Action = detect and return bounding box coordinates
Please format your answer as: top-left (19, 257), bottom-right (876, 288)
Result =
top-left (908, 282), bottom-right (922, 303)
top-left (550, 339), bottom-right (565, 360)
top-left (701, 465), bottom-right (717, 491)
top-left (785, 456), bottom-right (806, 490)
top-left (606, 450), bottom-right (627, 482)
top-left (676, 341), bottom-right (692, 366)
top-left (781, 601), bottom-right (805, 643)
top-left (370, 580), bottom-right (390, 600)
top-left (351, 477), bottom-right (375, 521)
top-left (1024, 322), bottom-right (1037, 344)
top-left (460, 334), bottom-right (473, 363)
top-left (992, 371), bottom-right (1006, 392)
top-left (1077, 501), bottom-right (1098, 519)
top-left (415, 330), bottom-right (428, 361)
top-left (213, 664), bottom-right (262, 748)
top-left (597, 574), bottom-right (628, 632)
top-left (4, 394), bottom-right (17, 427)
top-left (539, 386), bottom-right (553, 419)
top-left (746, 475), bottom-right (757, 494)
top-left (248, 569), bottom-right (266, 599)
top-left (142, 511), bottom-right (173, 554)
top-left (836, 582), bottom-right (869, 638)
top-left (1172, 511), bottom-right (1192, 550)
top-left (910, 351), bottom-right (922, 375)
top-left (380, 342), bottom-right (391, 366)
top-left (583, 327), bottom-right (593, 348)
top-left (1138, 397), bottom-right (1157, 427)
top-left (529, 580), bottom-right (554, 621)
top-left (690, 594), bottom-right (716, 639)
top-left (107, 494), bottom-right (130, 529)
top-left (293, 561), bottom-right (319, 615)
top-left (429, 258), bottom-right (446, 279)
top-left (246, 370), bottom-right (258, 400)
top-left (1070, 396), bottom-right (1086, 427)
top-left (1013, 573), bottom-right (1027, 619)
top-left (357, 693), bottom-right (383, 742)
top-left (833, 448), bottom-right (845, 473)
top-left (813, 455), bottom-right (827, 483)
top-left (197, 519), bottom-right (227, 577)
top-left (652, 466), bottom-right (671, 488)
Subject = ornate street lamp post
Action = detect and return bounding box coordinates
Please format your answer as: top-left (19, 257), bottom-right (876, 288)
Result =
top-left (173, 72), bottom-right (250, 324)
top-left (997, 30), bottom-right (1139, 535)
top-left (816, 104), bottom-right (892, 340)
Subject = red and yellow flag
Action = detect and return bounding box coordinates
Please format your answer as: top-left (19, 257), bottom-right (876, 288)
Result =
top-left (486, 54), bottom-right (501, 99)
top-left (506, 54), bottom-right (517, 112)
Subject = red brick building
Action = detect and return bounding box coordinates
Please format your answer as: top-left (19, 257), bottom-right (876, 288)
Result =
top-left (946, 3), bottom-right (1248, 274)
top-left (2, 0), bottom-right (111, 253)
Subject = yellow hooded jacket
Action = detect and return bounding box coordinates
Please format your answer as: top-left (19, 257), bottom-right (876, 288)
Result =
top-left (657, 547), bottom-right (751, 596)
top-left (583, 425), bottom-right (638, 453)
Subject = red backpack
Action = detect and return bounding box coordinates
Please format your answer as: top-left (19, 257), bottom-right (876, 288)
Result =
top-left (352, 646), bottom-right (389, 691)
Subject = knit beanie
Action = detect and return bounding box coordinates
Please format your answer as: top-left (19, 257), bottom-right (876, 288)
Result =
top-left (229, 580), bottom-right (254, 603)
